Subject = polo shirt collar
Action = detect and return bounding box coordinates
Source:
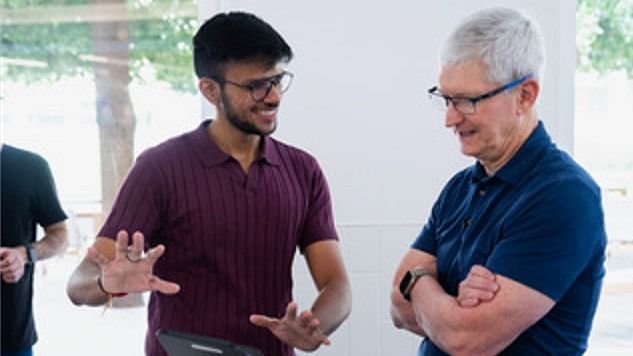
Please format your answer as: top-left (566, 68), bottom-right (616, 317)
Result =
top-left (189, 119), bottom-right (281, 167)
top-left (259, 135), bottom-right (281, 166)
top-left (493, 120), bottom-right (551, 185)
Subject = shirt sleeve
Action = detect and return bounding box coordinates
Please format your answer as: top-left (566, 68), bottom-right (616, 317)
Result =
top-left (412, 201), bottom-right (440, 256)
top-left (33, 158), bottom-right (67, 227)
top-left (487, 177), bottom-right (606, 301)
top-left (98, 150), bottom-right (164, 243)
top-left (411, 175), bottom-right (462, 256)
top-left (297, 159), bottom-right (338, 252)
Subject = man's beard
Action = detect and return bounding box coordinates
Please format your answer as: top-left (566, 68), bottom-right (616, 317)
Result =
top-left (221, 90), bottom-right (277, 137)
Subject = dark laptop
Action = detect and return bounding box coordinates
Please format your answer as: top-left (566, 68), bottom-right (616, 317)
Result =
top-left (156, 329), bottom-right (264, 356)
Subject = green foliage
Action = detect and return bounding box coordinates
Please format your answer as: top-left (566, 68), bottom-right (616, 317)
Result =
top-left (1, 0), bottom-right (197, 92)
top-left (577, 0), bottom-right (633, 79)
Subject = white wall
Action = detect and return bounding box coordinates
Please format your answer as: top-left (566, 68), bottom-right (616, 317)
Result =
top-left (199, 1), bottom-right (576, 355)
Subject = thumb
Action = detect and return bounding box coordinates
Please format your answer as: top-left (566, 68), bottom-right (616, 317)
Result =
top-left (458, 297), bottom-right (479, 307)
top-left (249, 314), bottom-right (276, 328)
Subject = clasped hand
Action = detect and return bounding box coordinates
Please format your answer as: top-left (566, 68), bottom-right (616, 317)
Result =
top-left (0, 247), bottom-right (26, 283)
top-left (87, 230), bottom-right (180, 295)
top-left (457, 264), bottom-right (499, 307)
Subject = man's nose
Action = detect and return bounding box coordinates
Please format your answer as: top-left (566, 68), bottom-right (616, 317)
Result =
top-left (444, 103), bottom-right (464, 128)
top-left (261, 84), bottom-right (282, 104)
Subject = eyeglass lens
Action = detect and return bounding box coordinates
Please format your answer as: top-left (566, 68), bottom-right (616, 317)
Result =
top-left (252, 72), bottom-right (293, 101)
top-left (428, 93), bottom-right (476, 114)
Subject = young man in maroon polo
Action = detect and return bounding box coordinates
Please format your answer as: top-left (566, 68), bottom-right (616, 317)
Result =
top-left (67, 12), bottom-right (352, 356)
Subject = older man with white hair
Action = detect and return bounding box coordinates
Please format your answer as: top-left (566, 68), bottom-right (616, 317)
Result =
top-left (391, 7), bottom-right (606, 356)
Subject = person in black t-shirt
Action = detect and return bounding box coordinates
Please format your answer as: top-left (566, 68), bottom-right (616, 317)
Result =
top-left (1, 144), bottom-right (68, 356)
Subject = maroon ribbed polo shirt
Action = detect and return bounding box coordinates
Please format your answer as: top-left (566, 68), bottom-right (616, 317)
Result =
top-left (99, 120), bottom-right (338, 356)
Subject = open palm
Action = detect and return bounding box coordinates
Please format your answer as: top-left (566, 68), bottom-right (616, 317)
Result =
top-left (250, 302), bottom-right (330, 351)
top-left (88, 230), bottom-right (180, 295)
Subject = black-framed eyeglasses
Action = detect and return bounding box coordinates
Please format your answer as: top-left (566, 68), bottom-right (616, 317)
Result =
top-left (214, 71), bottom-right (294, 102)
top-left (427, 74), bottom-right (532, 115)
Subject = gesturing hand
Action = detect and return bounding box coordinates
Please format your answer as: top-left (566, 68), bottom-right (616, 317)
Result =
top-left (87, 230), bottom-right (180, 295)
top-left (250, 302), bottom-right (330, 352)
top-left (457, 264), bottom-right (499, 307)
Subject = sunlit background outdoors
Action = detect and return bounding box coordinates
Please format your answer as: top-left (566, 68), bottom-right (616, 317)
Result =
top-left (1, 0), bottom-right (632, 355)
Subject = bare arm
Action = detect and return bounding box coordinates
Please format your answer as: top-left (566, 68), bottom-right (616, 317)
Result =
top-left (67, 231), bottom-right (179, 306)
top-left (304, 240), bottom-right (352, 335)
top-left (409, 259), bottom-right (554, 355)
top-left (390, 248), bottom-right (437, 336)
top-left (66, 237), bottom-right (116, 306)
top-left (0, 221), bottom-right (68, 283)
top-left (34, 221), bottom-right (69, 260)
top-left (250, 240), bottom-right (352, 351)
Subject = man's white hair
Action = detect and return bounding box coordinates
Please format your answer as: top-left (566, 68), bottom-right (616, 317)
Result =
top-left (440, 7), bottom-right (545, 85)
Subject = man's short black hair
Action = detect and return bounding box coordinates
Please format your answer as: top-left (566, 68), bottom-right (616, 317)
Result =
top-left (193, 11), bottom-right (293, 79)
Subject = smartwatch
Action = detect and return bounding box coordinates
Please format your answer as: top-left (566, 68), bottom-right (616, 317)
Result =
top-left (25, 243), bottom-right (38, 264)
top-left (399, 267), bottom-right (433, 301)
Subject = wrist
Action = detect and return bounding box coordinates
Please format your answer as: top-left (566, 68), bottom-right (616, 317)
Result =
top-left (24, 243), bottom-right (38, 264)
top-left (399, 267), bottom-right (434, 301)
top-left (17, 245), bottom-right (30, 265)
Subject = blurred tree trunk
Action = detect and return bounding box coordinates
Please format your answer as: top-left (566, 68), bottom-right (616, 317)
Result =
top-left (91, 0), bottom-right (142, 308)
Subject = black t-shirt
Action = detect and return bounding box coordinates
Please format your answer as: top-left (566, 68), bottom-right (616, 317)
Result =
top-left (1, 144), bottom-right (67, 352)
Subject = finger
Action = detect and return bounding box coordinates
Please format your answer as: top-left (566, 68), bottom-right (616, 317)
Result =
top-left (115, 230), bottom-right (130, 258)
top-left (308, 318), bottom-right (320, 329)
top-left (3, 269), bottom-right (22, 283)
top-left (463, 276), bottom-right (499, 292)
top-left (0, 257), bottom-right (15, 271)
top-left (470, 265), bottom-right (495, 280)
top-left (460, 288), bottom-right (495, 302)
top-left (148, 276), bottom-right (180, 294)
top-left (461, 274), bottom-right (499, 292)
top-left (285, 302), bottom-right (298, 321)
top-left (129, 231), bottom-right (145, 259)
top-left (1, 252), bottom-right (16, 267)
top-left (459, 276), bottom-right (496, 298)
top-left (458, 296), bottom-right (480, 307)
top-left (249, 314), bottom-right (278, 328)
top-left (298, 310), bottom-right (315, 326)
top-left (7, 261), bottom-right (19, 273)
top-left (144, 245), bottom-right (166, 265)
top-left (87, 246), bottom-right (112, 267)
top-left (306, 318), bottom-right (322, 334)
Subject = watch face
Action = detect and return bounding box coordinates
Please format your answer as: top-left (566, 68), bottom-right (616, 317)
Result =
top-left (399, 271), bottom-right (413, 297)
top-left (400, 267), bottom-right (432, 301)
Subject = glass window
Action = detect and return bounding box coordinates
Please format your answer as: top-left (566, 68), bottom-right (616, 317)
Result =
top-left (576, 1), bottom-right (633, 354)
top-left (1, 2), bottom-right (200, 354)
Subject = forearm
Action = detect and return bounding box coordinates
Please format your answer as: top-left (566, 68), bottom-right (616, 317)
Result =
top-left (390, 287), bottom-right (426, 337)
top-left (410, 278), bottom-right (505, 355)
top-left (35, 222), bottom-right (69, 260)
top-left (311, 279), bottom-right (352, 335)
top-left (66, 259), bottom-right (109, 306)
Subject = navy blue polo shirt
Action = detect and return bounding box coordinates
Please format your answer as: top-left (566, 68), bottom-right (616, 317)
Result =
top-left (412, 121), bottom-right (606, 355)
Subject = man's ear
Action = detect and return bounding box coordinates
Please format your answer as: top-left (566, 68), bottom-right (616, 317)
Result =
top-left (199, 77), bottom-right (220, 105)
top-left (516, 79), bottom-right (539, 115)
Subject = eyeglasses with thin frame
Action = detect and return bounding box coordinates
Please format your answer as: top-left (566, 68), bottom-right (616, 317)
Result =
top-left (214, 71), bottom-right (294, 102)
top-left (427, 74), bottom-right (532, 115)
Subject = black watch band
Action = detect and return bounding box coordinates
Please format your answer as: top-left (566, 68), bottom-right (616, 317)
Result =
top-left (399, 267), bottom-right (433, 301)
